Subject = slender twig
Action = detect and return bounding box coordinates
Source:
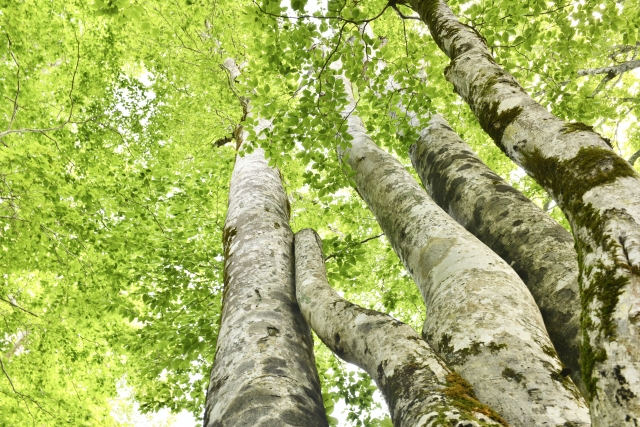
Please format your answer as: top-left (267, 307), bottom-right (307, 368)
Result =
top-left (401, 15), bottom-right (409, 56)
top-left (0, 30), bottom-right (82, 141)
top-left (0, 297), bottom-right (39, 318)
top-left (325, 233), bottom-right (384, 261)
top-left (0, 358), bottom-right (36, 424)
top-left (252, 0), bottom-right (391, 25)
top-left (609, 42), bottom-right (640, 61)
top-left (577, 60), bottom-right (640, 98)
top-left (7, 49), bottom-right (20, 132)
top-left (578, 60), bottom-right (640, 77)
top-left (144, 205), bottom-right (171, 237)
top-left (498, 2), bottom-right (574, 22)
top-left (391, 3), bottom-right (421, 20)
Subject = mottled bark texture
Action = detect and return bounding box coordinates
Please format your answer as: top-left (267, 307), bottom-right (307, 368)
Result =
top-left (409, 114), bottom-right (584, 395)
top-left (202, 148), bottom-right (328, 427)
top-left (337, 78), bottom-right (589, 426)
top-left (407, 1), bottom-right (640, 424)
top-left (295, 228), bottom-right (506, 427)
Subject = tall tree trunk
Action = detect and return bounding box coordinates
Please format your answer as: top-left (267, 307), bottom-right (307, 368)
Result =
top-left (406, 1), bottom-right (640, 423)
top-left (409, 114), bottom-right (584, 395)
top-left (337, 78), bottom-right (589, 426)
top-left (294, 228), bottom-right (506, 427)
top-left (202, 147), bottom-right (328, 427)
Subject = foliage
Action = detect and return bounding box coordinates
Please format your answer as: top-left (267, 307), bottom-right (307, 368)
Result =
top-left (0, 0), bottom-right (638, 425)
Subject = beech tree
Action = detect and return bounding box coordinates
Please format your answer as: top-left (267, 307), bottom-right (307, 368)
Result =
top-left (1, 0), bottom-right (639, 426)
top-left (294, 227), bottom-right (506, 427)
top-left (409, 114), bottom-right (584, 394)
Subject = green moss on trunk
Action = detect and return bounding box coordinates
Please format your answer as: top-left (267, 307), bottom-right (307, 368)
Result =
top-left (520, 146), bottom-right (638, 397)
top-left (444, 372), bottom-right (508, 426)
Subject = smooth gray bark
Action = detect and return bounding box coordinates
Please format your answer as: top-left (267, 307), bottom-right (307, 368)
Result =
top-left (294, 228), bottom-right (506, 427)
top-left (337, 77), bottom-right (590, 426)
top-left (407, 1), bottom-right (640, 423)
top-left (409, 114), bottom-right (584, 395)
top-left (577, 60), bottom-right (640, 77)
top-left (202, 147), bottom-right (328, 427)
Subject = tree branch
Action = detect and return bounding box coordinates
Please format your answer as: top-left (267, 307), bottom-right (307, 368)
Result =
top-left (0, 297), bottom-right (39, 318)
top-left (252, 0), bottom-right (391, 25)
top-left (0, 357), bottom-right (40, 424)
top-left (0, 29), bottom-right (82, 142)
top-left (609, 42), bottom-right (640, 61)
top-left (324, 233), bottom-right (384, 261)
top-left (212, 135), bottom-right (233, 147)
top-left (390, 3), bottom-right (421, 20)
top-left (629, 149), bottom-right (640, 167)
top-left (577, 60), bottom-right (640, 98)
top-left (577, 60), bottom-right (640, 77)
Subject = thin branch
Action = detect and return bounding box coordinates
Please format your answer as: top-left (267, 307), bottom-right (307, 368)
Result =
top-left (629, 149), bottom-right (640, 167)
top-left (39, 225), bottom-right (94, 272)
top-left (609, 42), bottom-right (640, 61)
top-left (252, 0), bottom-right (391, 25)
top-left (0, 357), bottom-right (17, 393)
top-left (144, 205), bottom-right (171, 238)
top-left (0, 30), bottom-right (82, 141)
top-left (212, 135), bottom-right (233, 147)
top-left (578, 60), bottom-right (640, 77)
top-left (316, 21), bottom-right (349, 108)
top-left (577, 60), bottom-right (640, 98)
top-left (153, 5), bottom-right (203, 54)
top-left (0, 297), bottom-right (39, 318)
top-left (220, 58), bottom-right (250, 150)
top-left (401, 14), bottom-right (409, 56)
top-left (497, 2), bottom-right (575, 22)
top-left (391, 3), bottom-right (421, 20)
top-left (0, 358), bottom-right (36, 424)
top-left (324, 233), bottom-right (384, 261)
top-left (7, 44), bottom-right (20, 133)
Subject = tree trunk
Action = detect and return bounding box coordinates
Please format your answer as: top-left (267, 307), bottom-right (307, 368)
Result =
top-left (202, 148), bottom-right (328, 427)
top-left (409, 114), bottom-right (584, 395)
top-left (407, 1), bottom-right (640, 423)
top-left (294, 227), bottom-right (507, 427)
top-left (337, 78), bottom-right (589, 426)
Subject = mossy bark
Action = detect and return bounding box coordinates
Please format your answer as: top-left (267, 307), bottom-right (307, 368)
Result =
top-left (295, 228), bottom-right (506, 427)
top-left (202, 148), bottom-right (328, 427)
top-left (409, 114), bottom-right (584, 396)
top-left (337, 76), bottom-right (590, 426)
top-left (408, 1), bottom-right (640, 424)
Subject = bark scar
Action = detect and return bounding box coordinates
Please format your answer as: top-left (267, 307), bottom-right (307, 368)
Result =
top-left (255, 288), bottom-right (262, 307)
top-left (619, 230), bottom-right (640, 270)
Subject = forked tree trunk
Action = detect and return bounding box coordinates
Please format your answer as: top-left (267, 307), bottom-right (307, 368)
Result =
top-left (294, 228), bottom-right (506, 427)
top-left (407, 1), bottom-right (640, 423)
top-left (202, 147), bottom-right (328, 426)
top-left (409, 114), bottom-right (584, 395)
top-left (337, 77), bottom-right (589, 426)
